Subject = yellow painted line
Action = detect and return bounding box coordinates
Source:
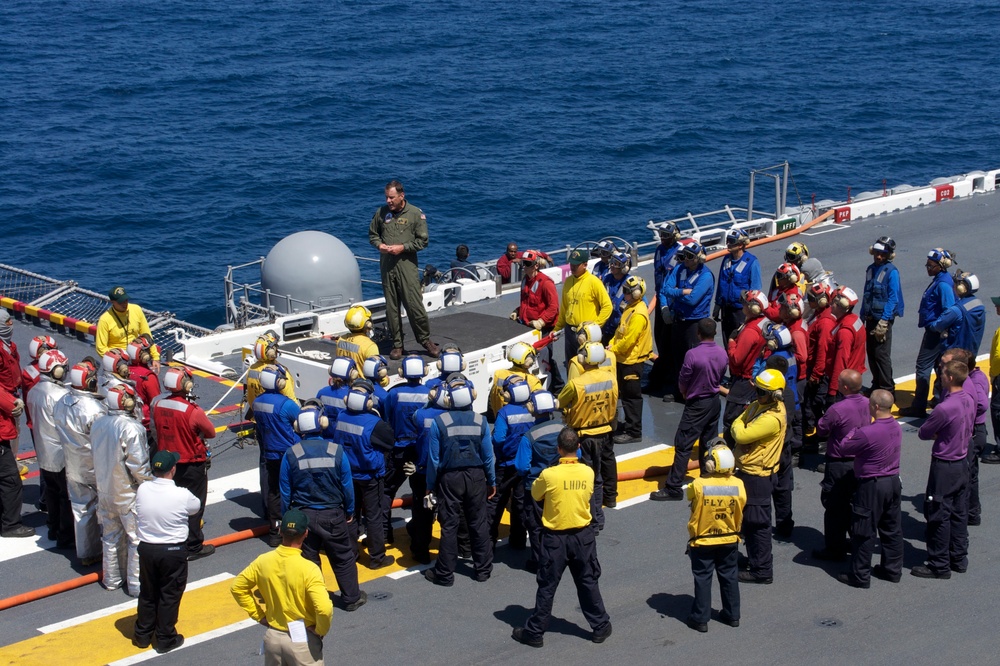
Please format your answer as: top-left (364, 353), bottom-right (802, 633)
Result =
top-left (0, 446), bottom-right (674, 664)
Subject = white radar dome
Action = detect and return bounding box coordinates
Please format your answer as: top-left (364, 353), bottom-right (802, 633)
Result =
top-left (261, 231), bottom-right (362, 313)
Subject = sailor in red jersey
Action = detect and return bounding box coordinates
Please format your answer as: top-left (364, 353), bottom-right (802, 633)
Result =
top-left (826, 287), bottom-right (866, 405)
top-left (764, 263), bottom-right (802, 321)
top-left (126, 336), bottom-right (162, 430)
top-left (723, 290), bottom-right (770, 448)
top-left (21, 335), bottom-right (57, 431)
top-left (151, 367), bottom-right (217, 561)
top-left (779, 293), bottom-right (808, 380)
top-left (512, 250), bottom-right (562, 392)
top-left (804, 282), bottom-right (837, 435)
top-left (0, 315), bottom-right (22, 398)
top-left (0, 385), bottom-right (32, 538)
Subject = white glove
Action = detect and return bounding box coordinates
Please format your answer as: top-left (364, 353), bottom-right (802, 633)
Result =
top-left (423, 493), bottom-right (437, 510)
top-left (10, 399), bottom-right (24, 418)
top-left (550, 328), bottom-right (563, 341)
top-left (509, 311), bottom-right (518, 321)
top-left (403, 461), bottom-right (416, 476)
top-left (531, 319), bottom-right (544, 330)
top-left (872, 319), bottom-right (889, 343)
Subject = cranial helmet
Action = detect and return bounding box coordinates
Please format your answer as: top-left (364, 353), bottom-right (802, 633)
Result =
top-left (743, 290), bottom-right (769, 317)
top-left (102, 348), bottom-right (131, 380)
top-left (527, 390), bottom-right (558, 415)
top-left (163, 366), bottom-right (194, 394)
top-left (38, 349), bottom-right (69, 380)
top-left (578, 341), bottom-right (606, 366)
top-left (726, 228), bottom-right (750, 248)
top-left (28, 335), bottom-right (58, 360)
top-left (344, 305), bottom-right (373, 333)
top-left (625, 275), bottom-right (646, 300)
top-left (260, 365), bottom-right (288, 392)
top-left (775, 262), bottom-right (801, 284)
top-left (784, 242), bottom-right (809, 265)
top-left (575, 322), bottom-right (603, 346)
top-left (704, 440), bottom-right (735, 475)
top-left (507, 341), bottom-right (537, 369)
top-left (329, 357), bottom-right (359, 383)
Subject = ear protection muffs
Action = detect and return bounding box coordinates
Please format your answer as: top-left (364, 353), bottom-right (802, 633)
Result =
top-left (329, 357), bottom-right (359, 383)
top-left (928, 248), bottom-right (953, 270)
top-left (260, 365), bottom-right (288, 392)
top-left (507, 341), bottom-right (536, 370)
top-left (69, 360), bottom-right (99, 392)
top-left (107, 384), bottom-right (137, 412)
top-left (28, 335), bottom-right (58, 360)
top-left (438, 347), bottom-right (466, 374)
top-left (954, 270), bottom-right (979, 297)
top-left (502, 376), bottom-right (532, 404)
top-left (765, 324), bottom-right (793, 352)
top-left (399, 355), bottom-right (427, 379)
top-left (526, 390), bottom-right (558, 415)
top-left (346, 379), bottom-right (375, 413)
top-left (807, 283), bottom-right (830, 309)
top-left (742, 290), bottom-right (768, 317)
top-left (295, 405), bottom-right (330, 434)
top-left (254, 336), bottom-right (279, 362)
top-left (578, 341), bottom-right (607, 366)
top-left (428, 382), bottom-right (451, 409)
top-left (102, 349), bottom-right (131, 380)
top-left (831, 286), bottom-right (858, 311)
top-left (164, 367), bottom-right (195, 394)
top-left (779, 292), bottom-right (802, 319)
top-left (703, 441), bottom-right (735, 475)
top-left (127, 337), bottom-right (154, 367)
top-left (625, 275), bottom-right (646, 300)
top-left (363, 355), bottom-right (389, 382)
top-left (575, 322), bottom-right (603, 345)
top-left (447, 377), bottom-right (476, 409)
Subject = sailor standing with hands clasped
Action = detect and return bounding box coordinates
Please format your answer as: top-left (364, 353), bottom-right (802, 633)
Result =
top-left (132, 451), bottom-right (201, 654)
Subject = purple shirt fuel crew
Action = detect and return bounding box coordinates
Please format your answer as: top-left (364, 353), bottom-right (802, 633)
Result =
top-left (837, 390), bottom-right (903, 586)
top-left (913, 359), bottom-right (976, 579)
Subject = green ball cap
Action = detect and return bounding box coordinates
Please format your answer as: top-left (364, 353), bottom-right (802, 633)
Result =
top-left (568, 249), bottom-right (589, 265)
top-left (151, 450), bottom-right (180, 473)
top-left (281, 509), bottom-right (309, 536)
top-left (108, 286), bottom-right (129, 303)
top-left (991, 296), bottom-right (1000, 307)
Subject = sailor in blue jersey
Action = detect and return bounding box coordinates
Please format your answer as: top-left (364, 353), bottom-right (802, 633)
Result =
top-left (646, 222), bottom-right (683, 394)
top-left (361, 355), bottom-right (390, 415)
top-left (316, 357), bottom-right (358, 439)
top-left (600, 251), bottom-right (631, 345)
top-left (279, 405), bottom-right (366, 611)
top-left (487, 376), bottom-right (536, 550)
top-left (382, 355), bottom-right (431, 547)
top-left (253, 365), bottom-right (301, 547)
top-left (591, 240), bottom-right (616, 282)
top-left (930, 270), bottom-right (986, 355)
top-left (761, 339), bottom-right (799, 539)
top-left (331, 379), bottom-right (396, 569)
top-left (901, 248), bottom-right (956, 417)
top-left (408, 385), bottom-right (449, 563)
top-left (513, 391), bottom-right (562, 573)
top-left (661, 242), bottom-right (715, 403)
top-left (714, 228), bottom-right (762, 343)
top-left (424, 375), bottom-right (496, 586)
top-left (861, 236), bottom-right (904, 395)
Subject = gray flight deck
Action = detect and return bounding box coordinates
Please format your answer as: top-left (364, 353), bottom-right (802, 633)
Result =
top-left (2, 190), bottom-right (999, 664)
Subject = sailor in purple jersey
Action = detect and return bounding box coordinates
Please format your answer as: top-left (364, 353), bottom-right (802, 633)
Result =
top-left (912, 358), bottom-right (976, 579)
top-left (836, 390), bottom-right (904, 587)
top-left (649, 319), bottom-right (728, 501)
top-left (944, 349), bottom-right (989, 526)
top-left (813, 370), bottom-right (870, 561)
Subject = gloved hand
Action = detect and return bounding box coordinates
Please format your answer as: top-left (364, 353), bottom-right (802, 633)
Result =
top-left (423, 493), bottom-right (437, 510)
top-left (509, 311), bottom-right (518, 321)
top-left (872, 319), bottom-right (889, 342)
top-left (713, 304), bottom-right (722, 322)
top-left (530, 319), bottom-right (544, 330)
top-left (550, 328), bottom-right (563, 341)
top-left (403, 461), bottom-right (416, 476)
top-left (10, 399), bottom-right (24, 418)
top-left (660, 307), bottom-right (674, 325)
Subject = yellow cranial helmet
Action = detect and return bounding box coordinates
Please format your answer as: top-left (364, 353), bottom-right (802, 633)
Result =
top-left (507, 341), bottom-right (537, 369)
top-left (344, 305), bottom-right (373, 333)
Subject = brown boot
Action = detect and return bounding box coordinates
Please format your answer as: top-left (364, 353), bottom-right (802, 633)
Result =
top-left (422, 340), bottom-right (440, 358)
top-left (389, 347), bottom-right (404, 361)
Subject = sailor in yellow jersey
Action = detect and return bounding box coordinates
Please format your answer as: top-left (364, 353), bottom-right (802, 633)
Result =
top-left (982, 295), bottom-right (1000, 464)
top-left (553, 248), bottom-right (612, 372)
top-left (96, 286), bottom-right (161, 373)
top-left (511, 428), bottom-right (612, 648)
top-left (684, 440), bottom-right (746, 633)
top-left (336, 305), bottom-right (381, 369)
top-left (731, 368), bottom-right (786, 585)
top-left (230, 509), bottom-right (333, 665)
top-left (558, 341), bottom-right (618, 525)
top-left (488, 341), bottom-right (543, 420)
top-left (244, 332), bottom-right (298, 412)
top-left (608, 275), bottom-right (652, 444)
top-left (566, 321), bottom-right (617, 383)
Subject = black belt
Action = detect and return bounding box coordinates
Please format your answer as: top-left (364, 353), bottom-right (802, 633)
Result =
top-left (542, 525), bottom-right (590, 535)
top-left (825, 456), bottom-right (855, 463)
top-left (857, 474), bottom-right (898, 481)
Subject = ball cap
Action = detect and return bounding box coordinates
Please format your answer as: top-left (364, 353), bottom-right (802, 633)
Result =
top-left (281, 509), bottom-right (309, 536)
top-left (151, 450), bottom-right (180, 473)
top-left (108, 286), bottom-right (129, 303)
top-left (568, 249), bottom-right (589, 265)
top-left (991, 296), bottom-right (1000, 307)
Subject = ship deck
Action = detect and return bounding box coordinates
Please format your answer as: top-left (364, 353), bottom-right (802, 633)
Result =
top-left (2, 191), bottom-right (999, 665)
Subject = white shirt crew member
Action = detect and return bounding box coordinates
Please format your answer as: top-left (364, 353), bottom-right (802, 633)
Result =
top-left (136, 478), bottom-right (201, 544)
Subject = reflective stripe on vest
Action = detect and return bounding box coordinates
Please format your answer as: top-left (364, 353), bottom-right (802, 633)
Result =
top-left (584, 380), bottom-right (614, 394)
top-left (156, 399), bottom-right (188, 413)
top-left (337, 340), bottom-right (359, 354)
top-left (507, 412), bottom-right (536, 425)
top-left (254, 402), bottom-right (275, 414)
top-left (336, 421), bottom-right (365, 436)
top-left (321, 395), bottom-right (345, 409)
top-left (395, 391), bottom-right (428, 404)
top-left (703, 485), bottom-right (740, 497)
top-left (965, 298), bottom-right (983, 311)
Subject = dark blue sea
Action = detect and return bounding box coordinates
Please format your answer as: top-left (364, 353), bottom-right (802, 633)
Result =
top-left (3, 0), bottom-right (999, 327)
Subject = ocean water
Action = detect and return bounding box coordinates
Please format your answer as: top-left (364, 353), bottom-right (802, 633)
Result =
top-left (2, 0), bottom-right (999, 327)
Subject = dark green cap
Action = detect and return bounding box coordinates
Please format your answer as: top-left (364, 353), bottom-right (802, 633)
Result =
top-left (151, 450), bottom-right (180, 473)
top-left (281, 509), bottom-right (309, 536)
top-left (568, 249), bottom-right (588, 265)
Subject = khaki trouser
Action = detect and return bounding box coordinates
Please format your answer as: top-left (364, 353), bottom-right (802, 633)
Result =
top-left (381, 259), bottom-right (430, 348)
top-left (263, 626), bottom-right (323, 666)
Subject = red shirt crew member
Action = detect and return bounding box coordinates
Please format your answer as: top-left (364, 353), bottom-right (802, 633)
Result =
top-left (826, 287), bottom-right (866, 399)
top-left (127, 337), bottom-right (162, 425)
top-left (152, 367), bottom-right (216, 560)
top-left (514, 250), bottom-right (559, 331)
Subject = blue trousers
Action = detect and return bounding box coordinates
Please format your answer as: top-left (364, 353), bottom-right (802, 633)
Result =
top-left (924, 458), bottom-right (969, 573)
top-left (689, 543), bottom-right (740, 624)
top-left (850, 475), bottom-right (903, 583)
top-left (912, 330), bottom-right (946, 411)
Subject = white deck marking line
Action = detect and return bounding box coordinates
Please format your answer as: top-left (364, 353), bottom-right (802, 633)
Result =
top-left (386, 562), bottom-right (434, 579)
top-left (616, 443), bottom-right (669, 462)
top-left (801, 225), bottom-right (849, 236)
top-left (38, 573), bottom-right (234, 634)
top-left (105, 618), bottom-right (259, 666)
top-left (613, 495), bottom-right (652, 510)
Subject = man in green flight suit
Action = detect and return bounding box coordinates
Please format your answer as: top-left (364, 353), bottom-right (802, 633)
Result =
top-left (369, 180), bottom-right (440, 360)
